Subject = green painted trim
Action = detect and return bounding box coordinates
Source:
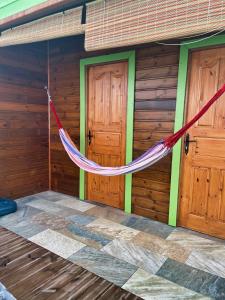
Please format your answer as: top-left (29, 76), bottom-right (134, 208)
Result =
top-left (79, 60), bottom-right (86, 201)
top-left (168, 46), bottom-right (189, 226)
top-left (0, 1), bottom-right (17, 10)
top-left (168, 34), bottom-right (225, 226)
top-left (125, 51), bottom-right (135, 213)
top-left (182, 35), bottom-right (225, 50)
top-left (80, 51), bottom-right (136, 66)
top-left (0, 0), bottom-right (47, 20)
top-left (79, 51), bottom-right (136, 214)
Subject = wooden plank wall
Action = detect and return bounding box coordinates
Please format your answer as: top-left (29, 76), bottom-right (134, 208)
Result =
top-left (49, 37), bottom-right (179, 222)
top-left (49, 37), bottom-right (83, 195)
top-left (0, 43), bottom-right (48, 199)
top-left (49, 36), bottom-right (114, 195)
top-left (133, 45), bottom-right (179, 223)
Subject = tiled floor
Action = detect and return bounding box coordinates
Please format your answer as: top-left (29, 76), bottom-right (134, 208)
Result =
top-left (1, 191), bottom-right (225, 299)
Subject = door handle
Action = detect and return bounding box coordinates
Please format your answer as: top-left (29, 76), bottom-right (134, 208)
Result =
top-left (87, 130), bottom-right (93, 145)
top-left (184, 133), bottom-right (197, 155)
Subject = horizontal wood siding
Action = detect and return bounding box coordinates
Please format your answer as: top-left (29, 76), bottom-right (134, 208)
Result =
top-left (49, 37), bottom-right (83, 196)
top-left (0, 43), bottom-right (48, 199)
top-left (49, 37), bottom-right (115, 196)
top-left (49, 37), bottom-right (179, 223)
top-left (133, 45), bottom-right (179, 223)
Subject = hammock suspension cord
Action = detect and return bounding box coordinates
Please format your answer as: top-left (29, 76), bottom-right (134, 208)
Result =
top-left (45, 84), bottom-right (225, 176)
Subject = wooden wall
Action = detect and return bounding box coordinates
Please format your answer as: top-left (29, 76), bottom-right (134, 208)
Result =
top-left (0, 43), bottom-right (48, 199)
top-left (49, 38), bottom-right (83, 195)
top-left (133, 45), bottom-right (179, 223)
top-left (49, 37), bottom-right (179, 223)
top-left (49, 36), bottom-right (114, 195)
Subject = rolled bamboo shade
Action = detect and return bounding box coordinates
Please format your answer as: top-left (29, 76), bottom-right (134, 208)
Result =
top-left (0, 7), bottom-right (84, 47)
top-left (85, 0), bottom-right (225, 51)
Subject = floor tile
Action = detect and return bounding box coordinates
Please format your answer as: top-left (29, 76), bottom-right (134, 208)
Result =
top-left (15, 195), bottom-right (41, 205)
top-left (56, 207), bottom-right (82, 218)
top-left (26, 198), bottom-right (79, 217)
top-left (186, 250), bottom-right (225, 279)
top-left (56, 198), bottom-right (95, 212)
top-left (176, 227), bottom-right (225, 245)
top-left (33, 190), bottom-right (71, 202)
top-left (102, 239), bottom-right (167, 274)
top-left (123, 269), bottom-right (209, 300)
top-left (69, 246), bottom-right (138, 286)
top-left (66, 213), bottom-right (96, 226)
top-left (6, 219), bottom-right (46, 239)
top-left (30, 229), bottom-right (85, 259)
top-left (167, 229), bottom-right (225, 253)
top-left (86, 206), bottom-right (128, 223)
top-left (32, 212), bottom-right (71, 230)
top-left (57, 228), bottom-right (104, 250)
top-left (66, 223), bottom-right (112, 248)
top-left (86, 217), bottom-right (139, 240)
top-left (0, 206), bottom-right (41, 227)
top-left (132, 231), bottom-right (190, 263)
top-left (156, 258), bottom-right (225, 299)
top-left (27, 199), bottom-right (65, 214)
top-left (122, 215), bottom-right (174, 239)
top-left (33, 191), bottom-right (58, 197)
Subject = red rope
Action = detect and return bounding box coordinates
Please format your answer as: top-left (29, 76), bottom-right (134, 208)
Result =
top-left (49, 100), bottom-right (63, 129)
top-left (47, 83), bottom-right (225, 148)
top-left (164, 83), bottom-right (225, 148)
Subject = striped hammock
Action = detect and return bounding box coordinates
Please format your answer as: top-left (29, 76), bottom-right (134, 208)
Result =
top-left (46, 84), bottom-right (225, 176)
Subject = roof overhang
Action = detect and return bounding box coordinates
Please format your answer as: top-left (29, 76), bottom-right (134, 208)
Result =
top-left (0, 0), bottom-right (90, 31)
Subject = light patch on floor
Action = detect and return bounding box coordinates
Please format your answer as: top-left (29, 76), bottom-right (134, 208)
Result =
top-left (56, 198), bottom-right (95, 212)
top-left (29, 229), bottom-right (85, 258)
top-left (186, 250), bottom-right (225, 279)
top-left (27, 199), bottom-right (65, 214)
top-left (167, 229), bottom-right (225, 253)
top-left (86, 217), bottom-right (140, 240)
top-left (102, 239), bottom-right (167, 274)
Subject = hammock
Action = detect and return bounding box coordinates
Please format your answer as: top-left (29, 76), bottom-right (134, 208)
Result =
top-left (46, 84), bottom-right (225, 176)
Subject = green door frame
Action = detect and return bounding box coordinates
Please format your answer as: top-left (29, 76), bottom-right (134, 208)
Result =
top-left (79, 51), bottom-right (136, 213)
top-left (168, 34), bottom-right (225, 226)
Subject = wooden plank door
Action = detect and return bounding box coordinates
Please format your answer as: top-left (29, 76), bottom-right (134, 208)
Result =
top-left (179, 47), bottom-right (225, 239)
top-left (86, 62), bottom-right (128, 209)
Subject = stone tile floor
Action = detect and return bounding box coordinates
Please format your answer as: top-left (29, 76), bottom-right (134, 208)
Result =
top-left (1, 191), bottom-right (225, 299)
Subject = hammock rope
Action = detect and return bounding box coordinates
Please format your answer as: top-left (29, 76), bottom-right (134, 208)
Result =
top-left (46, 84), bottom-right (225, 176)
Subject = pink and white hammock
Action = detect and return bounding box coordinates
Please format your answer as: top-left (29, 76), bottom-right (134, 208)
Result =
top-left (46, 84), bottom-right (225, 176)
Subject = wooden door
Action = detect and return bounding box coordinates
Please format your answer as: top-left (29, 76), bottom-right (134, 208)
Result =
top-left (86, 62), bottom-right (128, 209)
top-left (179, 47), bottom-right (225, 239)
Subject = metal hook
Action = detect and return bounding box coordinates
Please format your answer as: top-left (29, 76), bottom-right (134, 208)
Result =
top-left (44, 86), bottom-right (51, 101)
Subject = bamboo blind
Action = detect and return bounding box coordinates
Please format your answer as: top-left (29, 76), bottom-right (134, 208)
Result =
top-left (85, 0), bottom-right (225, 51)
top-left (0, 7), bottom-right (84, 47)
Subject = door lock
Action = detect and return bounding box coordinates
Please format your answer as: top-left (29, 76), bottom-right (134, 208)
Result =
top-left (184, 133), bottom-right (197, 155)
top-left (87, 130), bottom-right (93, 145)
